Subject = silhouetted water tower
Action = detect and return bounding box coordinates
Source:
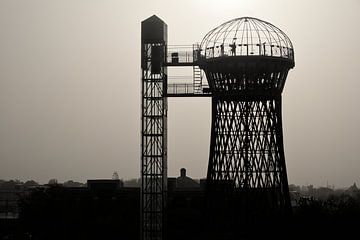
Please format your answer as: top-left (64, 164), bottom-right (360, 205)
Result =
top-left (199, 17), bottom-right (295, 238)
top-left (140, 15), bottom-right (295, 240)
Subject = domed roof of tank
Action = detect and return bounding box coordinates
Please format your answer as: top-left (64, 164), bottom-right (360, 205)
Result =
top-left (200, 17), bottom-right (294, 61)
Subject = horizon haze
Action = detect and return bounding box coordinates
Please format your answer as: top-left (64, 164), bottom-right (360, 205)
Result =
top-left (0, 0), bottom-right (359, 188)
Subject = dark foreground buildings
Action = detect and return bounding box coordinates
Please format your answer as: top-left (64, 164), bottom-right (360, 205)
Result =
top-left (1, 171), bottom-right (208, 240)
top-left (1, 172), bottom-right (360, 240)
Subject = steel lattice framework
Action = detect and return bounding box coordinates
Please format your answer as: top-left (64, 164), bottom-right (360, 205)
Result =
top-left (199, 17), bottom-right (295, 238)
top-left (208, 97), bottom-right (287, 191)
top-left (140, 15), bottom-right (295, 240)
top-left (200, 17), bottom-right (294, 60)
top-left (141, 16), bottom-right (167, 240)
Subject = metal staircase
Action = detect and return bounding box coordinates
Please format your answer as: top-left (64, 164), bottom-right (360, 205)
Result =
top-left (193, 65), bottom-right (202, 94)
top-left (165, 44), bottom-right (210, 97)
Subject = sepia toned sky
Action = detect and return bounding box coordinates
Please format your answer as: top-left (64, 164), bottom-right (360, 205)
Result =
top-left (0, 0), bottom-right (359, 187)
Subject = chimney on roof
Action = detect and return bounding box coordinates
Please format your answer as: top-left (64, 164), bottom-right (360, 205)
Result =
top-left (180, 168), bottom-right (186, 178)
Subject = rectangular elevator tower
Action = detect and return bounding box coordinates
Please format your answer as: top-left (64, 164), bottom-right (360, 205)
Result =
top-left (141, 15), bottom-right (168, 240)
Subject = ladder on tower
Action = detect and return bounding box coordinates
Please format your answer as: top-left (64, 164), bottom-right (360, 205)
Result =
top-left (193, 65), bottom-right (202, 94)
top-left (165, 44), bottom-right (211, 97)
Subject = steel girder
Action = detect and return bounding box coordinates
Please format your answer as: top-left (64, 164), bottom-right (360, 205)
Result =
top-left (141, 43), bottom-right (167, 240)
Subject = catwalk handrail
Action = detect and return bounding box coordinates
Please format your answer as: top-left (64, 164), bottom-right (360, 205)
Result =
top-left (167, 83), bottom-right (210, 95)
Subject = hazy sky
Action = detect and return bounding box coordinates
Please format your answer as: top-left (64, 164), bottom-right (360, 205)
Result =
top-left (0, 0), bottom-right (359, 187)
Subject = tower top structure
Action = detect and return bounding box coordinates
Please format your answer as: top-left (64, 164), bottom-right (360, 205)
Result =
top-left (200, 17), bottom-right (294, 64)
top-left (141, 15), bottom-right (167, 44)
top-left (198, 17), bottom-right (295, 95)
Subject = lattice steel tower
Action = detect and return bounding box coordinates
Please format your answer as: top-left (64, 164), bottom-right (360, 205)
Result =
top-left (141, 15), bottom-right (209, 240)
top-left (140, 15), bottom-right (295, 240)
top-left (199, 17), bottom-right (295, 238)
top-left (141, 16), bottom-right (168, 240)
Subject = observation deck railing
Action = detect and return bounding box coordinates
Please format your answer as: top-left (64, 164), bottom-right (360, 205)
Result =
top-left (166, 44), bottom-right (294, 65)
top-left (166, 45), bottom-right (201, 65)
top-left (200, 43), bottom-right (294, 60)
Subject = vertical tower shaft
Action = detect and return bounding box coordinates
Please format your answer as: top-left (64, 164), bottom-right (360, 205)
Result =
top-left (141, 16), bottom-right (168, 240)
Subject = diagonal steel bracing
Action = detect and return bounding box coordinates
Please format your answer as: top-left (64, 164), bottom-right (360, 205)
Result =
top-left (206, 95), bottom-right (291, 238)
